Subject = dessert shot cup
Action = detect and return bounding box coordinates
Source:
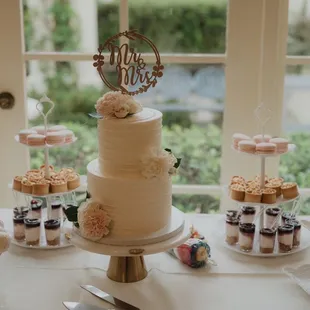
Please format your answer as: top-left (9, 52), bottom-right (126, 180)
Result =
top-left (285, 219), bottom-right (301, 247)
top-left (278, 224), bottom-right (294, 253)
top-left (24, 218), bottom-right (41, 246)
top-left (259, 228), bottom-right (276, 254)
top-left (265, 207), bottom-right (281, 229)
top-left (225, 217), bottom-right (239, 245)
top-left (240, 206), bottom-right (256, 224)
top-left (239, 223), bottom-right (255, 252)
top-left (13, 215), bottom-right (26, 241)
top-left (44, 219), bottom-right (61, 246)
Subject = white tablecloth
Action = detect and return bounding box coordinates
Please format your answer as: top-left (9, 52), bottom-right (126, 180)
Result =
top-left (0, 208), bottom-right (309, 310)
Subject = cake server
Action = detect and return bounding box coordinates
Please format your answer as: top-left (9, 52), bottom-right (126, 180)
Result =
top-left (63, 301), bottom-right (114, 310)
top-left (81, 285), bottom-right (140, 310)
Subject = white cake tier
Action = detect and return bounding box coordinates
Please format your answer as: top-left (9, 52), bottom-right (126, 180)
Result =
top-left (87, 159), bottom-right (172, 239)
top-left (98, 108), bottom-right (162, 177)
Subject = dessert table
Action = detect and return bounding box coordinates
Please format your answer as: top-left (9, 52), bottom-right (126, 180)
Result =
top-left (0, 208), bottom-right (309, 310)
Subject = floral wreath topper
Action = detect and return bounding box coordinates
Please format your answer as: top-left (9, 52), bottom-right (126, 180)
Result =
top-left (93, 30), bottom-right (164, 96)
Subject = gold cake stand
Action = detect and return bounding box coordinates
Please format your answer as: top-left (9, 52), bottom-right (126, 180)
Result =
top-left (68, 207), bottom-right (191, 283)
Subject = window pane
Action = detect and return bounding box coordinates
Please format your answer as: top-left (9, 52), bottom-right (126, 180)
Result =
top-left (23, 0), bottom-right (119, 52)
top-left (280, 64), bottom-right (310, 214)
top-left (287, 0), bottom-right (310, 55)
top-left (128, 0), bottom-right (227, 53)
top-left (26, 61), bottom-right (224, 190)
top-left (23, 0), bottom-right (227, 54)
top-left (173, 194), bottom-right (220, 214)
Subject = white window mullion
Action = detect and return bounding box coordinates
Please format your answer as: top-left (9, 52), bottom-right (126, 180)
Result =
top-left (0, 0), bottom-right (29, 207)
top-left (221, 0), bottom-right (288, 211)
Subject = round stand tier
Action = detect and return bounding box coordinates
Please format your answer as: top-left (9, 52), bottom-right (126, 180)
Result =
top-left (219, 217), bottom-right (310, 257)
top-left (68, 208), bottom-right (191, 282)
top-left (224, 185), bottom-right (300, 207)
top-left (10, 185), bottom-right (82, 198)
top-left (15, 135), bottom-right (77, 148)
top-left (7, 207), bottom-right (72, 250)
top-left (231, 143), bottom-right (296, 157)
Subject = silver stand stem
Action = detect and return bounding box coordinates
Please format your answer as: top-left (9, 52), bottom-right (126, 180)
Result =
top-left (260, 156), bottom-right (266, 229)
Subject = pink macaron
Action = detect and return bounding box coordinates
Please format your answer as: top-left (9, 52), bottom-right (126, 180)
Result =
top-left (256, 142), bottom-right (276, 154)
top-left (238, 140), bottom-right (256, 153)
top-left (27, 134), bottom-right (46, 146)
top-left (46, 132), bottom-right (66, 145)
top-left (269, 138), bottom-right (289, 153)
top-left (232, 133), bottom-right (251, 149)
top-left (253, 134), bottom-right (272, 143)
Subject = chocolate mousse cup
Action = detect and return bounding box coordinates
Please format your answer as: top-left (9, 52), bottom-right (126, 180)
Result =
top-left (51, 200), bottom-right (63, 219)
top-left (239, 223), bottom-right (255, 252)
top-left (13, 215), bottom-right (26, 241)
top-left (24, 218), bottom-right (41, 246)
top-left (259, 228), bottom-right (276, 254)
top-left (44, 219), bottom-right (61, 246)
top-left (286, 219), bottom-right (301, 247)
top-left (225, 217), bottom-right (239, 245)
top-left (226, 209), bottom-right (238, 219)
top-left (265, 207), bottom-right (281, 229)
top-left (13, 206), bottom-right (29, 217)
top-left (240, 206), bottom-right (256, 224)
top-left (281, 212), bottom-right (296, 226)
top-left (30, 199), bottom-right (43, 219)
top-left (278, 224), bottom-right (294, 252)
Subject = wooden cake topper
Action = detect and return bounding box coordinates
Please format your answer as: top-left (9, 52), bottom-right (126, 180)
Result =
top-left (93, 30), bottom-right (164, 96)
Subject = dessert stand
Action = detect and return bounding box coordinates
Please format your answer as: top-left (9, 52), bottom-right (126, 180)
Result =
top-left (68, 207), bottom-right (191, 283)
top-left (10, 95), bottom-right (81, 250)
top-left (223, 104), bottom-right (308, 257)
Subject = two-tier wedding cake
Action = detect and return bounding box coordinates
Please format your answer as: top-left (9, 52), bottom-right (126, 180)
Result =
top-left (75, 91), bottom-right (180, 244)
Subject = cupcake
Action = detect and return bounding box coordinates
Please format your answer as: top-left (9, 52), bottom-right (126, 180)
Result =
top-left (230, 184), bottom-right (245, 201)
top-left (67, 173), bottom-right (80, 190)
top-left (50, 179), bottom-right (68, 193)
top-left (13, 176), bottom-right (23, 191)
top-left (261, 188), bottom-right (277, 204)
top-left (44, 219), bottom-right (61, 246)
top-left (265, 182), bottom-right (282, 197)
top-left (244, 189), bottom-right (262, 203)
top-left (32, 179), bottom-right (50, 196)
top-left (24, 218), bottom-right (41, 246)
top-left (21, 179), bottom-right (34, 194)
top-left (281, 182), bottom-right (299, 199)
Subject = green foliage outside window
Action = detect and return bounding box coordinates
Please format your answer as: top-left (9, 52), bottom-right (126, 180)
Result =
top-left (24, 1), bottom-right (310, 214)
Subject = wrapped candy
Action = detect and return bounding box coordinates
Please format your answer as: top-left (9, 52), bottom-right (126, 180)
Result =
top-left (168, 226), bottom-right (213, 268)
top-left (172, 238), bottom-right (211, 268)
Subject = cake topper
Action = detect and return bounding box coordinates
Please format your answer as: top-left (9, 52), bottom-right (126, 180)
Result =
top-left (254, 103), bottom-right (272, 140)
top-left (93, 30), bottom-right (164, 96)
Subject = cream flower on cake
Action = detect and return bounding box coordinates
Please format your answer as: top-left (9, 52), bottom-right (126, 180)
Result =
top-left (141, 149), bottom-right (177, 179)
top-left (0, 231), bottom-right (10, 253)
top-left (95, 91), bottom-right (142, 119)
top-left (77, 201), bottom-right (112, 241)
top-left (114, 101), bottom-right (130, 118)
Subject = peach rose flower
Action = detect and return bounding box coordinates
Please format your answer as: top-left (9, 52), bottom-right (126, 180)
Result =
top-left (78, 201), bottom-right (112, 241)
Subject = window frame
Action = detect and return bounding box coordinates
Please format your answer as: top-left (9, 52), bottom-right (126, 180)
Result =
top-left (2, 0), bottom-right (310, 210)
